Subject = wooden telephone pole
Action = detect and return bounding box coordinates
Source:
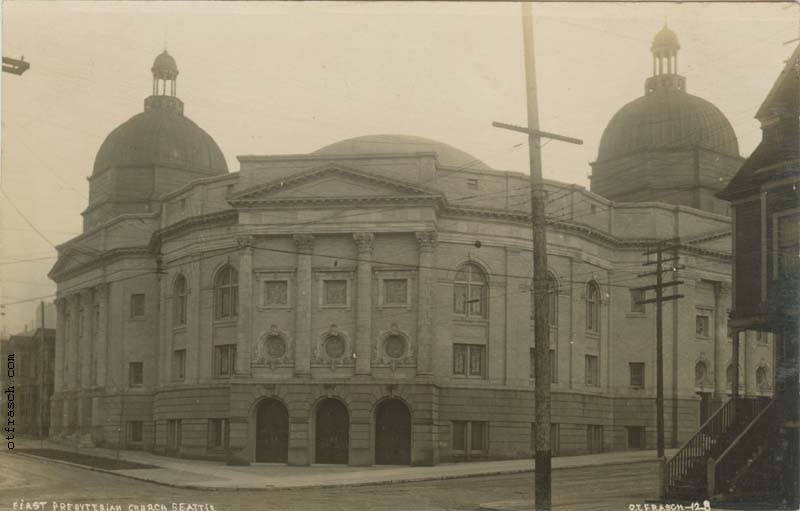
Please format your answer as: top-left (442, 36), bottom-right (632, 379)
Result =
top-left (634, 238), bottom-right (684, 459)
top-left (494, 4), bottom-right (582, 509)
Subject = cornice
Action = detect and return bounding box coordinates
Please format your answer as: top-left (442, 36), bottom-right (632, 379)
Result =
top-left (149, 209), bottom-right (239, 251)
top-left (50, 246), bottom-right (153, 282)
top-left (232, 194), bottom-right (444, 209)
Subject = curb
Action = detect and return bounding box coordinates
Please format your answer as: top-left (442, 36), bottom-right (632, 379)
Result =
top-left (10, 450), bottom-right (662, 492)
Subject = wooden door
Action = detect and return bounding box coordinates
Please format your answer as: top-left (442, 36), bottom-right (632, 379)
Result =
top-left (315, 399), bottom-right (349, 464)
top-left (256, 399), bottom-right (288, 463)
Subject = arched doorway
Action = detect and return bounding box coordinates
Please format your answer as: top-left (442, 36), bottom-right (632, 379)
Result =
top-left (255, 399), bottom-right (288, 463)
top-left (315, 398), bottom-right (349, 464)
top-left (375, 399), bottom-right (411, 465)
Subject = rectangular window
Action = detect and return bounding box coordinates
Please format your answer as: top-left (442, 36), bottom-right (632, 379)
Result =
top-left (172, 349), bottom-right (186, 381)
top-left (323, 279), bottom-right (348, 306)
top-left (585, 355), bottom-right (599, 386)
top-left (453, 344), bottom-right (467, 375)
top-left (127, 421), bottom-right (143, 444)
top-left (453, 343), bottom-right (485, 378)
top-left (214, 344), bottom-right (236, 377)
top-left (263, 280), bottom-right (289, 307)
top-left (696, 314), bottom-right (710, 337)
top-left (626, 426), bottom-right (645, 450)
top-left (129, 362), bottom-right (143, 387)
top-left (452, 420), bottom-right (487, 458)
top-left (587, 424), bottom-right (604, 453)
top-left (130, 294), bottom-right (145, 318)
top-left (383, 279), bottom-right (408, 305)
top-left (778, 213), bottom-right (800, 276)
top-left (630, 289), bottom-right (646, 313)
top-left (207, 418), bottom-right (229, 450)
top-left (167, 419), bottom-right (182, 451)
top-left (629, 362), bottom-right (645, 389)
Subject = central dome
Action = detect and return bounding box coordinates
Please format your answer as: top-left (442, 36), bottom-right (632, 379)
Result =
top-left (314, 134), bottom-right (492, 171)
top-left (596, 89), bottom-right (739, 162)
top-left (93, 108), bottom-right (228, 175)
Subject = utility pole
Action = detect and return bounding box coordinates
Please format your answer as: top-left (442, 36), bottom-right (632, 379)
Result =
top-left (39, 301), bottom-right (46, 447)
top-left (2, 56), bottom-right (30, 75)
top-left (634, 238), bottom-right (684, 459)
top-left (493, 4), bottom-right (582, 510)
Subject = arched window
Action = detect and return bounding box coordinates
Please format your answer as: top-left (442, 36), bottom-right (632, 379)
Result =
top-left (214, 265), bottom-right (238, 320)
top-left (694, 361), bottom-right (707, 385)
top-left (173, 275), bottom-right (187, 327)
top-left (586, 281), bottom-right (601, 333)
top-left (453, 263), bottom-right (487, 318)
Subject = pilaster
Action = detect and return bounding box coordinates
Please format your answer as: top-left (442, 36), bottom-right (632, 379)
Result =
top-left (353, 232), bottom-right (374, 375)
top-left (94, 284), bottom-right (109, 388)
top-left (80, 288), bottom-right (93, 389)
top-left (294, 234), bottom-right (314, 376)
top-left (236, 236), bottom-right (254, 376)
top-left (415, 231), bottom-right (438, 377)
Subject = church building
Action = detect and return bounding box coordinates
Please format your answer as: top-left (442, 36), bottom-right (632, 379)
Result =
top-left (48, 29), bottom-right (773, 465)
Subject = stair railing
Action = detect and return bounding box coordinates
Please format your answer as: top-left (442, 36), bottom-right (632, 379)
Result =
top-left (708, 395), bottom-right (781, 496)
top-left (664, 397), bottom-right (768, 495)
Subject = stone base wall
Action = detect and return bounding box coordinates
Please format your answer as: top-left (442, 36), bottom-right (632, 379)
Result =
top-left (48, 383), bottom-right (703, 465)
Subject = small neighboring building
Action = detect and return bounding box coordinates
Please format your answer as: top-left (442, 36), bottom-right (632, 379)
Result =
top-left (0, 328), bottom-right (56, 436)
top-left (663, 43), bottom-right (799, 505)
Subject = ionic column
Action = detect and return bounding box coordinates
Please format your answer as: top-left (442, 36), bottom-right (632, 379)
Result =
top-left (353, 232), bottom-right (374, 376)
top-left (294, 234), bottom-right (314, 376)
top-left (235, 236), bottom-right (254, 376)
top-left (416, 231), bottom-right (438, 376)
top-left (80, 289), bottom-right (93, 389)
top-left (69, 294), bottom-right (80, 388)
top-left (94, 284), bottom-right (109, 387)
top-left (54, 298), bottom-right (66, 393)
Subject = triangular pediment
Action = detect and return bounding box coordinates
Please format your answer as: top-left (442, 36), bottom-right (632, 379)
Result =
top-left (230, 164), bottom-right (443, 207)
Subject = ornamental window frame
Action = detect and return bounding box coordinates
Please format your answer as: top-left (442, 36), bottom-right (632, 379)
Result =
top-left (257, 270), bottom-right (294, 310)
top-left (377, 272), bottom-right (413, 308)
top-left (453, 343), bottom-right (486, 379)
top-left (316, 271), bottom-right (353, 309)
top-left (453, 262), bottom-right (488, 319)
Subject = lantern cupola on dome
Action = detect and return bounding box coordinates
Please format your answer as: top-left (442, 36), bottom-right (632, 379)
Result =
top-left (85, 50), bottom-right (228, 231)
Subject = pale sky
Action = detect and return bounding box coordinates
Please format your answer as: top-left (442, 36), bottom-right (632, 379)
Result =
top-left (0, 1), bottom-right (796, 334)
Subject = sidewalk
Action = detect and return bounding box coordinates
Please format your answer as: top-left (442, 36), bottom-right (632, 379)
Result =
top-left (9, 438), bottom-right (674, 491)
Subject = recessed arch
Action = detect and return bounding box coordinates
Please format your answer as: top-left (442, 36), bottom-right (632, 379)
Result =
top-left (213, 264), bottom-right (238, 320)
top-left (314, 397), bottom-right (349, 464)
top-left (585, 280), bottom-right (601, 333)
top-left (374, 398), bottom-right (411, 465)
top-left (254, 398), bottom-right (289, 463)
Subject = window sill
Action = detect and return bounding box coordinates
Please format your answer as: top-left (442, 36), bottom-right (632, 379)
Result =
top-left (585, 332), bottom-right (600, 340)
top-left (128, 316), bottom-right (147, 322)
top-left (696, 335), bottom-right (712, 341)
top-left (452, 374), bottom-right (486, 380)
top-left (378, 303), bottom-right (412, 309)
top-left (172, 325), bottom-right (187, 333)
top-left (453, 317), bottom-right (489, 324)
top-left (626, 312), bottom-right (646, 319)
top-left (213, 319), bottom-right (238, 326)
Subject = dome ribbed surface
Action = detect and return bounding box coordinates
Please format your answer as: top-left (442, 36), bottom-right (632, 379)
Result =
top-left (652, 26), bottom-right (680, 50)
top-left (93, 108), bottom-right (228, 175)
top-left (596, 89), bottom-right (739, 162)
top-left (314, 134), bottom-right (493, 171)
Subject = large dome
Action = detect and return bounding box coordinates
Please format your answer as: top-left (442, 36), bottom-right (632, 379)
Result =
top-left (314, 134), bottom-right (492, 171)
top-left (93, 108), bottom-right (228, 175)
top-left (596, 88), bottom-right (739, 162)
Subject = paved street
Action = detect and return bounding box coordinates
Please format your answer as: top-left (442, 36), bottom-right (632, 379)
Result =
top-left (0, 452), bottom-right (661, 511)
